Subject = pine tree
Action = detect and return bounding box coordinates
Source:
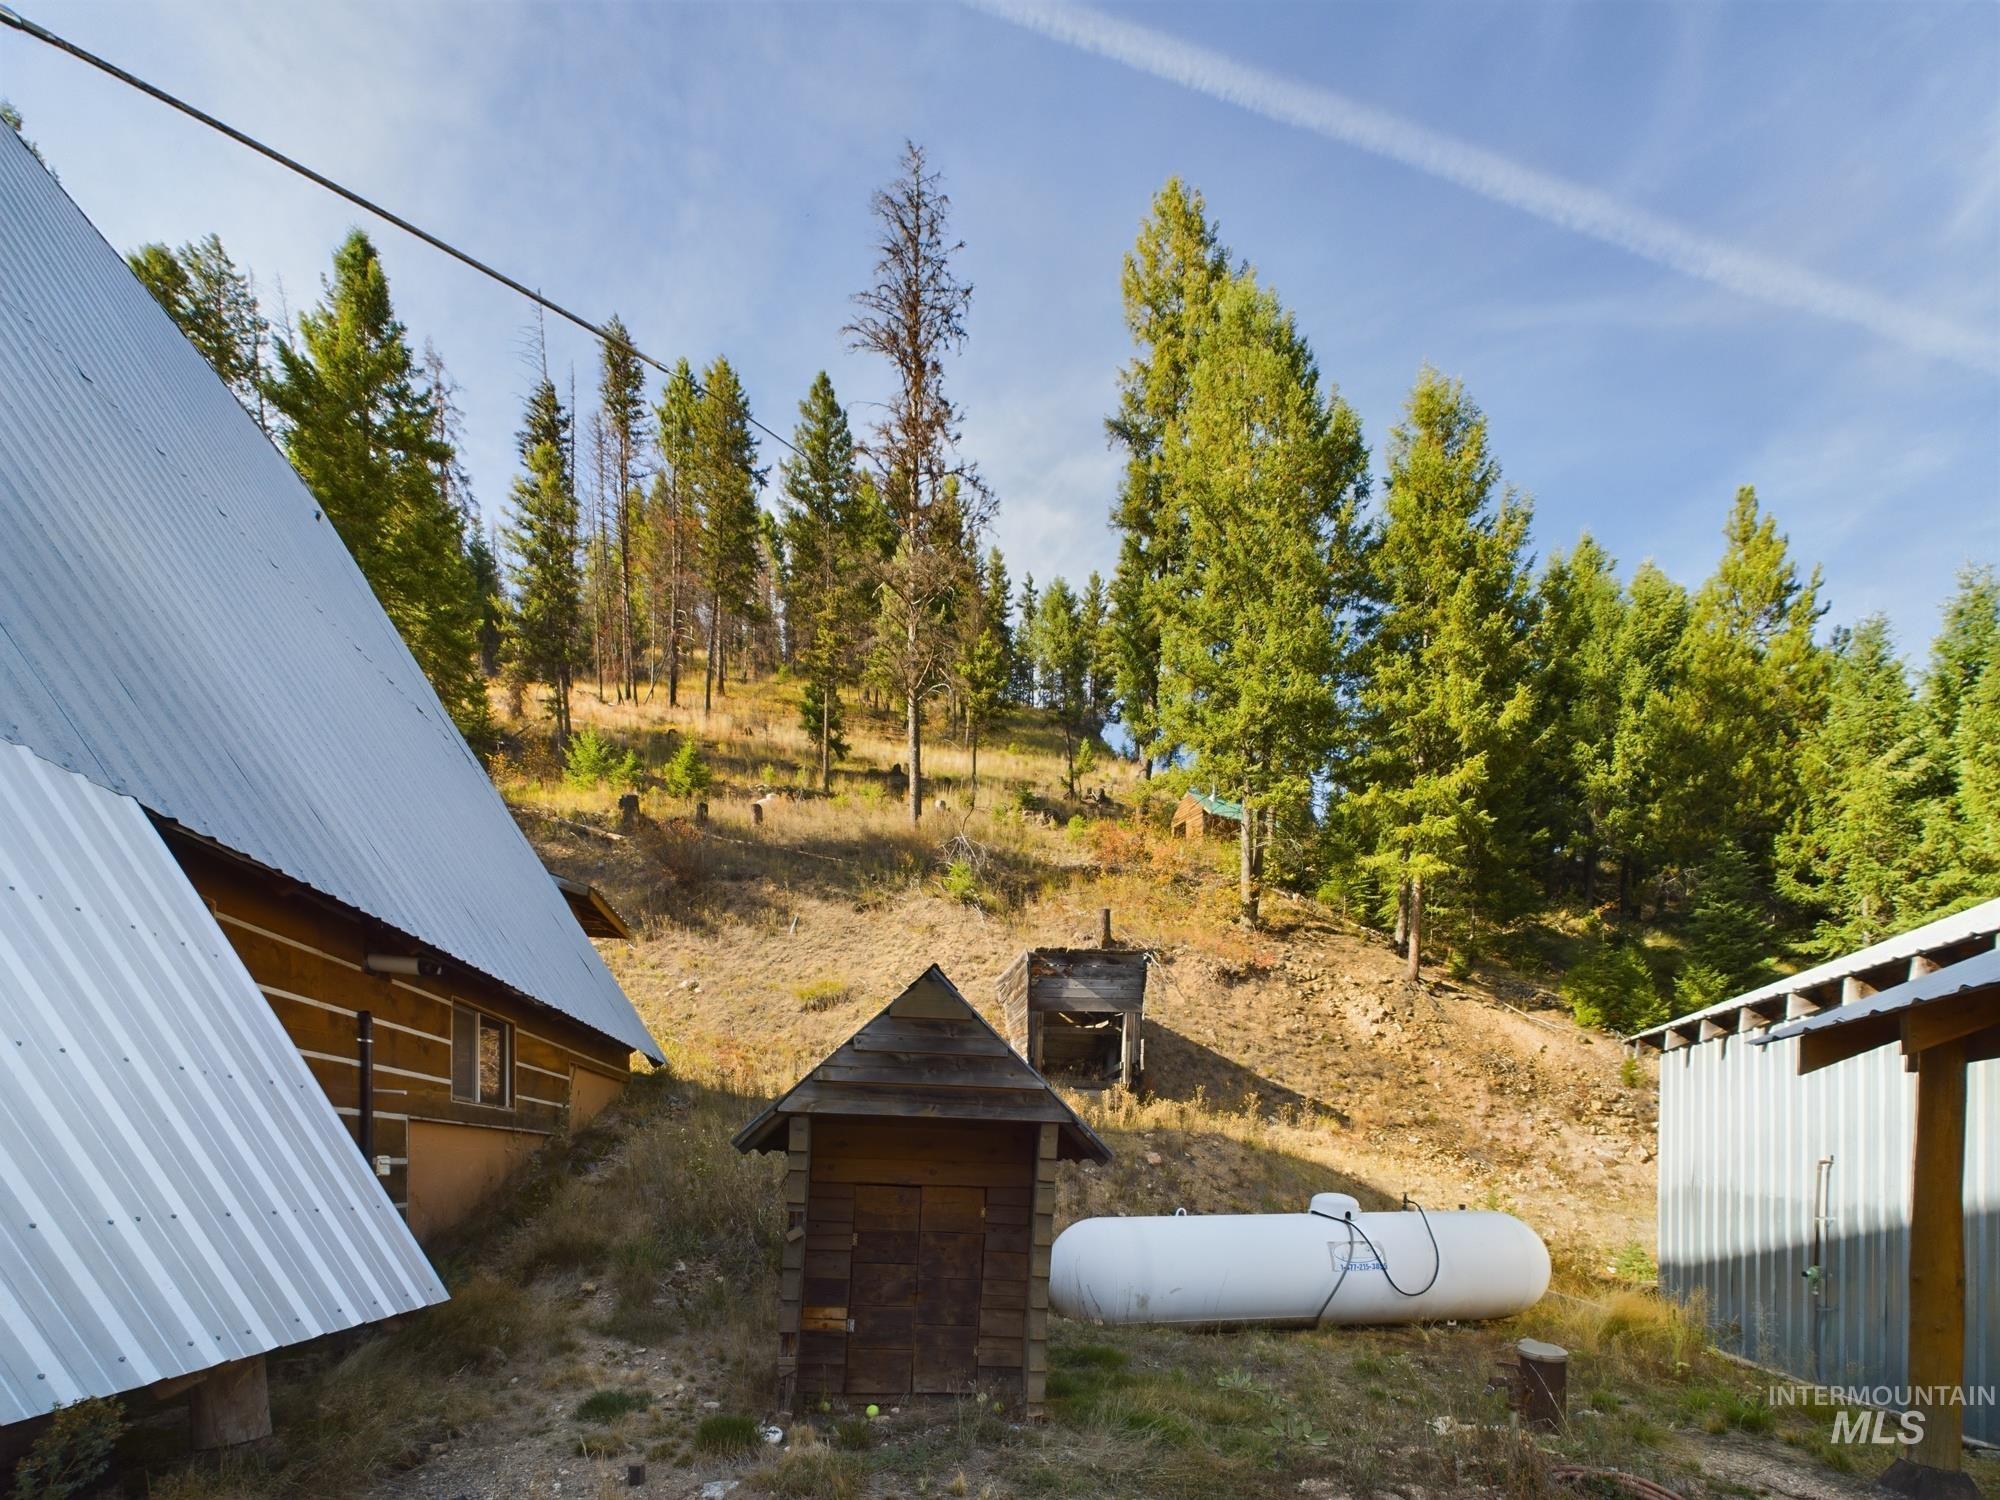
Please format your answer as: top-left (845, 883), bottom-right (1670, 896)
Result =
top-left (265, 230), bottom-right (488, 743)
top-left (1107, 179), bottom-right (1233, 775)
top-left (1012, 575), bottom-right (1039, 703)
top-left (599, 316), bottom-right (648, 700)
top-left (2, 99), bottom-right (49, 171)
top-left (503, 378), bottom-right (582, 741)
top-left (1527, 535), bottom-right (1625, 902)
top-left (1157, 273), bottom-right (1370, 925)
top-left (693, 356), bottom-right (763, 712)
top-left (1028, 578), bottom-right (1091, 797)
top-left (778, 371), bottom-right (867, 789)
top-left (1602, 563), bottom-right (1692, 912)
top-left (1676, 842), bottom-right (1774, 1010)
top-left (845, 142), bottom-right (988, 825)
top-left (1349, 368), bottom-right (1534, 976)
top-left (1650, 488), bottom-right (1826, 875)
top-left (956, 549), bottom-right (1013, 806)
top-left (648, 360), bottom-right (701, 706)
top-left (1778, 617), bottom-right (1943, 950)
top-left (127, 234), bottom-right (269, 429)
top-left (1952, 658), bottom-right (2000, 880)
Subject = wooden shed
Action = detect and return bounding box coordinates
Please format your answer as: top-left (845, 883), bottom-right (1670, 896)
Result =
top-left (733, 966), bottom-right (1111, 1414)
top-left (999, 912), bottom-right (1148, 1091)
top-left (1170, 787), bottom-right (1243, 840)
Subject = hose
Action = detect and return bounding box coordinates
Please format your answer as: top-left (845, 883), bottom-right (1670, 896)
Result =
top-left (1308, 1194), bottom-right (1443, 1319)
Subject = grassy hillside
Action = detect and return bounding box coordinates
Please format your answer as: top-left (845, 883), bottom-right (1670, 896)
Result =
top-left (108, 675), bottom-right (1992, 1500)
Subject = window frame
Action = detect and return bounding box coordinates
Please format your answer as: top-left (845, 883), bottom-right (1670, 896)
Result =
top-left (450, 1002), bottom-right (513, 1108)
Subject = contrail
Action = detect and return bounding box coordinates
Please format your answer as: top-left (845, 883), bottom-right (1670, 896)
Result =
top-left (970, 0), bottom-right (1999, 375)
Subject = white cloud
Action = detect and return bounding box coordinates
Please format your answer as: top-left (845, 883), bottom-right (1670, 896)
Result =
top-left (969, 0), bottom-right (2000, 375)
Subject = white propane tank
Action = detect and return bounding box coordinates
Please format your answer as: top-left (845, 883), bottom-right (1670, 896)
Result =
top-left (1050, 1197), bottom-right (1550, 1328)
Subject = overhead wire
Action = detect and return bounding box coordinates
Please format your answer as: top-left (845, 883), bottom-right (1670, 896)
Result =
top-left (0, 2), bottom-right (805, 460)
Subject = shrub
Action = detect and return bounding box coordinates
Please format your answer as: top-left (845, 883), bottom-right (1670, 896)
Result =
top-left (1610, 1241), bottom-right (1659, 1283)
top-left (9, 1398), bottom-right (122, 1500)
top-left (1072, 738), bottom-right (1097, 782)
top-left (831, 1416), bottom-right (874, 1450)
top-left (693, 1413), bottom-right (760, 1454)
top-left (576, 1387), bottom-right (650, 1423)
top-left (1562, 941), bottom-right (1668, 1033)
top-left (563, 726), bottom-right (641, 790)
top-left (1619, 1055), bottom-right (1645, 1089)
top-left (940, 859), bottom-right (979, 905)
top-left (1065, 814), bottom-right (1089, 840)
top-left (795, 978), bottom-right (851, 1012)
top-left (1444, 947), bottom-right (1474, 982)
top-left (660, 738), bottom-right (713, 799)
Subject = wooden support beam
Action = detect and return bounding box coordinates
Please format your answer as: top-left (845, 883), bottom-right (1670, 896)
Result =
top-left (1735, 1006), bottom-right (1772, 1034)
top-left (188, 1355), bottom-right (270, 1450)
top-left (1699, 1018), bottom-right (1729, 1043)
top-left (1797, 1016), bottom-right (1899, 1075)
top-left (1900, 992), bottom-right (2000, 1060)
top-left (1904, 1039), bottom-right (1967, 1475)
top-left (1663, 1027), bottom-right (1693, 1051)
top-left (1842, 974), bottom-right (1877, 1005)
top-left (1785, 990), bottom-right (1822, 1021)
top-left (1909, 953), bottom-right (1941, 980)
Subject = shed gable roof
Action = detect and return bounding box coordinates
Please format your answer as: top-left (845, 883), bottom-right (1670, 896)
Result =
top-left (0, 130), bottom-right (658, 1061)
top-left (732, 966), bottom-right (1112, 1162)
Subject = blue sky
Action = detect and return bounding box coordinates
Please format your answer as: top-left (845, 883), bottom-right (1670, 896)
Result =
top-left (7, 1), bottom-right (1996, 657)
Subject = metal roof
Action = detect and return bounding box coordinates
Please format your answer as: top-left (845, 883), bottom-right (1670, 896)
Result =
top-left (0, 129), bottom-right (659, 1062)
top-left (1182, 789), bottom-right (1244, 821)
top-left (0, 744), bottom-right (447, 1425)
top-left (1630, 896), bottom-right (2000, 1048)
top-left (1757, 946), bottom-right (2000, 1046)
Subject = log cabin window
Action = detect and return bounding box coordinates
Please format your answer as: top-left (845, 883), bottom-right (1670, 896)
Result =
top-left (451, 1004), bottom-right (511, 1107)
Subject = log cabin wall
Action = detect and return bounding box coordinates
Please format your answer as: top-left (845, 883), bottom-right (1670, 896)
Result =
top-left (165, 836), bottom-right (631, 1235)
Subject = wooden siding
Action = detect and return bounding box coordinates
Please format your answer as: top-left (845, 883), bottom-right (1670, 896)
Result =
top-left (794, 1119), bottom-right (1038, 1406)
top-left (167, 835), bottom-right (631, 1233)
top-left (1003, 948), bottom-right (1148, 1090)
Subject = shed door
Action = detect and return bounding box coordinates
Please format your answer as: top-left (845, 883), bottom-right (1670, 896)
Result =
top-left (846, 1185), bottom-right (919, 1395)
top-left (844, 1184), bottom-right (990, 1396)
top-left (801, 1119), bottom-right (1035, 1402)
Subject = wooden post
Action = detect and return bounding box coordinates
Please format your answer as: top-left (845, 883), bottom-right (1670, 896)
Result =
top-left (777, 1116), bottom-right (810, 1415)
top-left (1098, 908), bottom-right (1112, 948)
top-left (188, 1355), bottom-right (270, 1449)
top-left (1025, 1123), bottom-right (1057, 1417)
top-left (750, 800), bottom-right (764, 827)
top-left (1119, 1011), bottom-right (1141, 1093)
top-left (1904, 1038), bottom-right (1967, 1476)
top-left (1514, 1339), bottom-right (1567, 1429)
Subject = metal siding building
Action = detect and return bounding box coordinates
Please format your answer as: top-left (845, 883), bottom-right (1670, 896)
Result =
top-left (1640, 903), bottom-right (2000, 1443)
top-left (0, 129), bottom-right (657, 1062)
top-left (0, 745), bottom-right (446, 1426)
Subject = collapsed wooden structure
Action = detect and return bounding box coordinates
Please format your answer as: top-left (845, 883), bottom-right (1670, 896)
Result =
top-left (734, 967), bottom-right (1111, 1413)
top-left (999, 911), bottom-right (1148, 1090)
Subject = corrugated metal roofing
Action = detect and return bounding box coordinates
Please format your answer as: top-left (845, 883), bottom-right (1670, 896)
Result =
top-left (1758, 947), bottom-right (2000, 1045)
top-left (0, 744), bottom-right (447, 1425)
top-left (1631, 896), bottom-right (2000, 1047)
top-left (0, 128), bottom-right (659, 1061)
